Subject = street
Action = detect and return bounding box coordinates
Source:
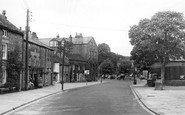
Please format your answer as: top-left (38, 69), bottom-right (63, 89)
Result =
top-left (8, 80), bottom-right (151, 115)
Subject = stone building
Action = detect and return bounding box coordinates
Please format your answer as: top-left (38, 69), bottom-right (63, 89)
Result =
top-left (69, 33), bottom-right (98, 81)
top-left (22, 32), bottom-right (55, 89)
top-left (39, 35), bottom-right (70, 83)
top-left (39, 33), bottom-right (98, 82)
top-left (0, 10), bottom-right (24, 90)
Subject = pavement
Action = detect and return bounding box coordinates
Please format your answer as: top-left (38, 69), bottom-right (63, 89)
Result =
top-left (131, 79), bottom-right (185, 115)
top-left (0, 81), bottom-right (106, 115)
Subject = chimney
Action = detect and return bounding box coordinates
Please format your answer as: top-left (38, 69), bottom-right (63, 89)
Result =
top-left (2, 10), bottom-right (7, 19)
top-left (32, 32), bottom-right (38, 39)
top-left (69, 34), bottom-right (72, 42)
top-left (56, 34), bottom-right (60, 38)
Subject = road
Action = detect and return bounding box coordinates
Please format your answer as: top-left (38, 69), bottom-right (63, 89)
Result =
top-left (9, 80), bottom-right (151, 115)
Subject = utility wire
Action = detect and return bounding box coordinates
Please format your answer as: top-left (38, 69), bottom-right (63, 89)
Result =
top-left (33, 19), bottom-right (128, 32)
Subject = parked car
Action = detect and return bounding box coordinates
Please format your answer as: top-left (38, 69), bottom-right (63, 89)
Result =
top-left (117, 74), bottom-right (125, 80)
top-left (139, 75), bottom-right (146, 80)
top-left (147, 74), bottom-right (157, 87)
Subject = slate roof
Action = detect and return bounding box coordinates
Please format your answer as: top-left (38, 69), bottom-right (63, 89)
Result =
top-left (39, 38), bottom-right (53, 46)
top-left (0, 14), bottom-right (23, 35)
top-left (66, 53), bottom-right (87, 62)
top-left (39, 36), bottom-right (93, 46)
top-left (71, 37), bottom-right (93, 44)
top-left (24, 32), bottom-right (53, 50)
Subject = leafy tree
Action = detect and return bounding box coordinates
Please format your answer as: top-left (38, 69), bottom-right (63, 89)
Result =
top-left (98, 43), bottom-right (111, 65)
top-left (129, 11), bottom-right (185, 88)
top-left (99, 59), bottom-right (114, 75)
top-left (5, 44), bottom-right (23, 89)
top-left (118, 60), bottom-right (132, 74)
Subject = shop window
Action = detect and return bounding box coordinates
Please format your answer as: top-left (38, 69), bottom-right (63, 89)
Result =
top-left (2, 43), bottom-right (7, 60)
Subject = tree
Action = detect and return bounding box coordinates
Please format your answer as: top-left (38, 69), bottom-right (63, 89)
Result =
top-left (98, 43), bottom-right (111, 65)
top-left (6, 44), bottom-right (23, 90)
top-left (129, 11), bottom-right (185, 89)
top-left (118, 60), bottom-right (132, 74)
top-left (99, 59), bottom-right (114, 75)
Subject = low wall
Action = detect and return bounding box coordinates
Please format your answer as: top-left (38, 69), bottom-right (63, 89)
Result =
top-left (165, 80), bottom-right (185, 86)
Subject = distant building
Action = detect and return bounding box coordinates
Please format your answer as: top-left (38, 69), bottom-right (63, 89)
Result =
top-left (39, 33), bottom-right (98, 82)
top-left (39, 35), bottom-right (70, 83)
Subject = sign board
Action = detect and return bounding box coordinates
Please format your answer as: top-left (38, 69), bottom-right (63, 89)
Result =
top-left (84, 70), bottom-right (90, 75)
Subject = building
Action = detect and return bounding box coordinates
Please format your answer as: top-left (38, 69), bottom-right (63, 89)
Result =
top-left (69, 33), bottom-right (98, 81)
top-left (0, 10), bottom-right (24, 90)
top-left (22, 32), bottom-right (55, 89)
top-left (39, 33), bottom-right (98, 82)
top-left (150, 61), bottom-right (185, 86)
top-left (39, 35), bottom-right (70, 83)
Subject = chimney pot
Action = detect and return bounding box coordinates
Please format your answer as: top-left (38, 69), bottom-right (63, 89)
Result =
top-left (2, 10), bottom-right (7, 19)
top-left (57, 34), bottom-right (59, 38)
top-left (2, 10), bottom-right (6, 16)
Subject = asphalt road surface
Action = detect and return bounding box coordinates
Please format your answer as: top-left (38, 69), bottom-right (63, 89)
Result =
top-left (9, 80), bottom-right (151, 115)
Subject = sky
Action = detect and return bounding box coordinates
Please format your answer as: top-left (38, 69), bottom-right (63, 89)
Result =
top-left (1, 0), bottom-right (185, 56)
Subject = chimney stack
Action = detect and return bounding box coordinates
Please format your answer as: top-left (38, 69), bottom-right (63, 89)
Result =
top-left (2, 10), bottom-right (7, 19)
top-left (69, 34), bottom-right (72, 42)
top-left (2, 10), bottom-right (6, 16)
top-left (57, 34), bottom-right (60, 38)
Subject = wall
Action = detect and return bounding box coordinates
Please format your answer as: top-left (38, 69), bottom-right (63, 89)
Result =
top-left (0, 29), bottom-right (2, 85)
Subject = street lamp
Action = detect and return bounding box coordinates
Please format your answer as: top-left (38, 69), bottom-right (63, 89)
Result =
top-left (132, 62), bottom-right (137, 85)
top-left (60, 40), bottom-right (65, 90)
top-left (133, 66), bottom-right (137, 85)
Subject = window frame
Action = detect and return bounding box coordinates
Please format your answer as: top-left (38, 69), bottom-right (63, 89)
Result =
top-left (2, 43), bottom-right (7, 60)
top-left (2, 69), bottom-right (7, 84)
top-left (2, 30), bottom-right (8, 37)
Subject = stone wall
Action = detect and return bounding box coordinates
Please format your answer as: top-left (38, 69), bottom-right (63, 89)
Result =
top-left (0, 29), bottom-right (3, 85)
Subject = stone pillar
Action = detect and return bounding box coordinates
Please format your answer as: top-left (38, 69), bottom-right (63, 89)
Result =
top-left (0, 32), bottom-right (2, 84)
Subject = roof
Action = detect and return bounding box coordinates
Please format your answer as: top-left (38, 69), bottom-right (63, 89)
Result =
top-left (66, 53), bottom-right (87, 62)
top-left (39, 38), bottom-right (53, 46)
top-left (71, 37), bottom-right (93, 44)
top-left (39, 36), bottom-right (94, 46)
top-left (24, 32), bottom-right (53, 50)
top-left (0, 14), bottom-right (23, 35)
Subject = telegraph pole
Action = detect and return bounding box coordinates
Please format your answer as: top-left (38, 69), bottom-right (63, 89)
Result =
top-left (61, 41), bottom-right (65, 90)
top-left (25, 9), bottom-right (29, 90)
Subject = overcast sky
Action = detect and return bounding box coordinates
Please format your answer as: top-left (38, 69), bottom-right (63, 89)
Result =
top-left (1, 0), bottom-right (185, 56)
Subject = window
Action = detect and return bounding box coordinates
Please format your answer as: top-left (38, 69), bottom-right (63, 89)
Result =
top-left (2, 43), bottom-right (7, 60)
top-left (3, 30), bottom-right (8, 37)
top-left (49, 41), bottom-right (54, 46)
top-left (54, 41), bottom-right (58, 46)
top-left (2, 70), bottom-right (7, 84)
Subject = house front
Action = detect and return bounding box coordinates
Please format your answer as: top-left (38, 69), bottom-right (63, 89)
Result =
top-left (151, 61), bottom-right (185, 86)
top-left (22, 32), bottom-right (55, 89)
top-left (0, 10), bottom-right (24, 90)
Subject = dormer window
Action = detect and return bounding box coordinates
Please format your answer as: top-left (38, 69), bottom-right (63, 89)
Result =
top-left (3, 30), bottom-right (8, 37)
top-left (49, 41), bottom-right (58, 47)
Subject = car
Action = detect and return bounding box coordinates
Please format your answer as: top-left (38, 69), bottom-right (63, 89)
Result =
top-left (117, 74), bottom-right (125, 80)
top-left (139, 75), bottom-right (146, 80)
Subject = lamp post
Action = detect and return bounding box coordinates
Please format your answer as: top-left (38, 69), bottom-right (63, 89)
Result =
top-left (60, 40), bottom-right (65, 90)
top-left (133, 66), bottom-right (137, 85)
top-left (132, 62), bottom-right (137, 85)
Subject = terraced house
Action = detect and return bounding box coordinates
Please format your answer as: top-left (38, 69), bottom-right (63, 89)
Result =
top-left (0, 10), bottom-right (56, 92)
top-left (0, 10), bottom-right (24, 91)
top-left (23, 32), bottom-right (55, 90)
